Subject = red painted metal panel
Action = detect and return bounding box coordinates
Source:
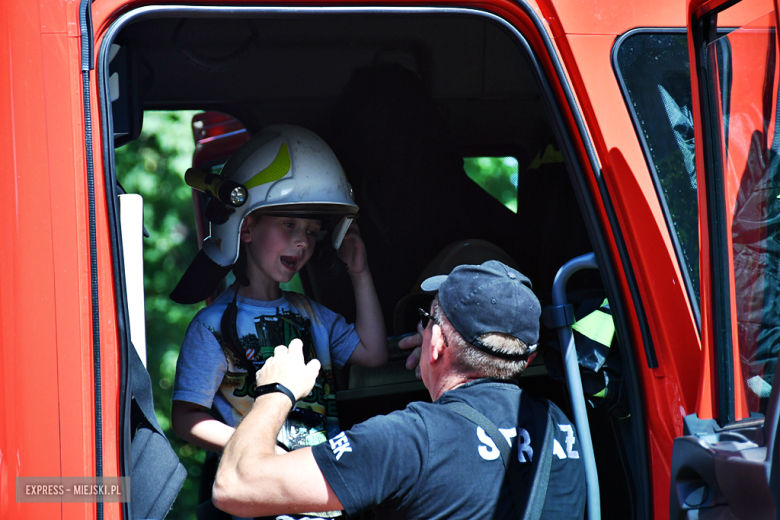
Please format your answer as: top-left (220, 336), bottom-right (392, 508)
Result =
top-left (538, 0), bottom-right (685, 36)
top-left (40, 25), bottom-right (97, 520)
top-left (687, 0), bottom-right (779, 424)
top-left (556, 31), bottom-right (700, 516)
top-left (701, 7), bottom-right (778, 421)
top-left (6, 0), bottom-right (61, 478)
top-left (40, 0), bottom-right (69, 34)
top-left (0, 0), bottom-right (110, 518)
top-left (1, 0), bottom-right (66, 517)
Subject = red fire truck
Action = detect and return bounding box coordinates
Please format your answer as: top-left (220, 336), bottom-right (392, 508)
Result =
top-left (1, 0), bottom-right (778, 518)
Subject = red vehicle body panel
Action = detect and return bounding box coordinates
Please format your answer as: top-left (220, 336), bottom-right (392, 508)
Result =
top-left (2, 1), bottom-right (99, 518)
top-left (549, 23), bottom-right (698, 512)
top-left (685, 0), bottom-right (776, 422)
top-left (2, 0), bottom-right (772, 518)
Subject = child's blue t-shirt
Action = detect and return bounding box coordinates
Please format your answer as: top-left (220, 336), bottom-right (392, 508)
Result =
top-left (173, 288), bottom-right (360, 448)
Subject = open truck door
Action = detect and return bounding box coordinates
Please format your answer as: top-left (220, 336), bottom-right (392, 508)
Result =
top-left (670, 0), bottom-right (780, 517)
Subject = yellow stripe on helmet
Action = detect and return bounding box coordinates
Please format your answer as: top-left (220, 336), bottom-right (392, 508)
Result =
top-left (245, 143), bottom-right (291, 189)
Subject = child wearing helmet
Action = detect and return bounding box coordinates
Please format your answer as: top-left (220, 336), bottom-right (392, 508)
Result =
top-left (170, 125), bottom-right (387, 462)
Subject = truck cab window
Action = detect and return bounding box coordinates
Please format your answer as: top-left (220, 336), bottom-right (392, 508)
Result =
top-left (615, 31), bottom-right (700, 313)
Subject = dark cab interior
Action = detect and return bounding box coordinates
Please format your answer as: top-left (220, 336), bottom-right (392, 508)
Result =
top-left (106, 7), bottom-right (642, 519)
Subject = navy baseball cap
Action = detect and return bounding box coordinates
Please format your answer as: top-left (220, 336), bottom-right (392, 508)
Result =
top-left (421, 260), bottom-right (540, 360)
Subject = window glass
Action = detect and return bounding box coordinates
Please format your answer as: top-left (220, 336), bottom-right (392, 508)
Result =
top-left (706, 6), bottom-right (778, 415)
top-left (615, 32), bottom-right (700, 310)
top-left (463, 156), bottom-right (519, 213)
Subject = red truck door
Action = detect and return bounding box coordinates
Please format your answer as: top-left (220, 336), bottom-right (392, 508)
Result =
top-left (669, 0), bottom-right (780, 517)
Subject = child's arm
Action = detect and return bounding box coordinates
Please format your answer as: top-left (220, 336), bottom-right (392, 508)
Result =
top-left (172, 400), bottom-right (235, 452)
top-left (338, 223), bottom-right (388, 367)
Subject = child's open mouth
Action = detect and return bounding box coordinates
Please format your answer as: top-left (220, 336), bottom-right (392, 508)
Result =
top-left (280, 256), bottom-right (299, 271)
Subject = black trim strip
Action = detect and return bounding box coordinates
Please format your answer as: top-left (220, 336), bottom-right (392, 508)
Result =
top-left (79, 0), bottom-right (92, 71)
top-left (612, 28), bottom-right (702, 332)
top-left (98, 4), bottom-right (651, 518)
top-left (708, 36), bottom-right (736, 426)
top-left (79, 1), bottom-right (103, 519)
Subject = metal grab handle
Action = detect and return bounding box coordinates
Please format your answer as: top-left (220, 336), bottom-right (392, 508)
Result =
top-left (551, 252), bottom-right (601, 520)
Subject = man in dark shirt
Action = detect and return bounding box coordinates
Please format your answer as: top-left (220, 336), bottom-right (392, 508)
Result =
top-left (213, 260), bottom-right (586, 519)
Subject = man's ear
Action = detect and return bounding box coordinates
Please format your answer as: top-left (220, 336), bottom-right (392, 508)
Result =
top-left (429, 324), bottom-right (447, 364)
top-left (239, 215), bottom-right (255, 243)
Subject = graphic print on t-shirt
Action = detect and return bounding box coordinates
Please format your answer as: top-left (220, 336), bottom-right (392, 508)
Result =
top-left (254, 308), bottom-right (316, 365)
top-left (210, 306), bottom-right (337, 451)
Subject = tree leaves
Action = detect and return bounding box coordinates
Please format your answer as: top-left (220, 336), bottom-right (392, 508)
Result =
top-left (115, 110), bottom-right (204, 520)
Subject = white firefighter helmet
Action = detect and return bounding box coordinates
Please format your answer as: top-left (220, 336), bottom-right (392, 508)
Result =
top-left (170, 125), bottom-right (358, 304)
top-left (204, 124), bottom-right (358, 267)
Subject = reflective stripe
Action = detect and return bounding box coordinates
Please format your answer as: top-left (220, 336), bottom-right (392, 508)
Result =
top-left (245, 143), bottom-right (291, 188)
top-left (526, 143), bottom-right (564, 170)
top-left (572, 301), bottom-right (615, 348)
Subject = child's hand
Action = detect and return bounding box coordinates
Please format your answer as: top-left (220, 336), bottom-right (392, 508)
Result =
top-left (337, 222), bottom-right (368, 275)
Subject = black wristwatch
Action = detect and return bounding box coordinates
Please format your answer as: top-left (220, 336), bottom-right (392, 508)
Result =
top-left (255, 383), bottom-right (297, 408)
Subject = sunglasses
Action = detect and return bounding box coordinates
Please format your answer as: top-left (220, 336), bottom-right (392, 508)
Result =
top-left (418, 307), bottom-right (435, 330)
top-left (418, 307), bottom-right (450, 347)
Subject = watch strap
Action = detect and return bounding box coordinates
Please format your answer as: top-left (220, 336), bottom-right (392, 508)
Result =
top-left (255, 383), bottom-right (297, 408)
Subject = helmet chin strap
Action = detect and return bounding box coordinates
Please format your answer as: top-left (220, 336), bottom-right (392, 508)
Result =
top-left (220, 245), bottom-right (256, 380)
top-left (232, 245), bottom-right (250, 287)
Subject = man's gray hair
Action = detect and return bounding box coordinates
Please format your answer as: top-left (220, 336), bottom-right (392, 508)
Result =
top-left (432, 298), bottom-right (530, 379)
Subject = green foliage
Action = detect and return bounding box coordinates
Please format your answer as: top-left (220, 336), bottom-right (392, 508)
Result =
top-left (115, 111), bottom-right (204, 520)
top-left (463, 156), bottom-right (519, 213)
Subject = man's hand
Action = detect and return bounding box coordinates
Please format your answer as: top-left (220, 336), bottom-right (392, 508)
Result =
top-left (337, 222), bottom-right (368, 275)
top-left (256, 338), bottom-right (321, 401)
top-left (398, 327), bottom-right (424, 379)
top-left (214, 338), bottom-right (342, 518)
